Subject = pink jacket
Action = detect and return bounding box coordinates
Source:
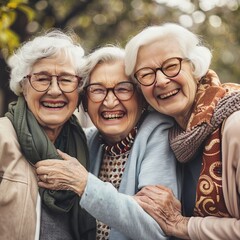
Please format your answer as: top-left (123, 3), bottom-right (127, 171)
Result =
top-left (188, 111), bottom-right (240, 239)
top-left (0, 117), bottom-right (40, 240)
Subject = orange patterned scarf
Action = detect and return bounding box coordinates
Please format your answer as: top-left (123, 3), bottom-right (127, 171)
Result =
top-left (169, 69), bottom-right (240, 217)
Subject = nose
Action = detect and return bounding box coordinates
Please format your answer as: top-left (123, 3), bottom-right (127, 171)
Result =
top-left (155, 70), bottom-right (170, 88)
top-left (103, 90), bottom-right (119, 108)
top-left (47, 78), bottom-right (62, 95)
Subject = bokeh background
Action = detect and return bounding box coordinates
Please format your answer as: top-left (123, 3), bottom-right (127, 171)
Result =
top-left (1, 0), bottom-right (240, 120)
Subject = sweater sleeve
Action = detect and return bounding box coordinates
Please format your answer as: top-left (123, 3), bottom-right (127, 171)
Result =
top-left (81, 174), bottom-right (167, 240)
top-left (188, 216), bottom-right (240, 239)
top-left (188, 111), bottom-right (240, 240)
top-left (80, 112), bottom-right (177, 240)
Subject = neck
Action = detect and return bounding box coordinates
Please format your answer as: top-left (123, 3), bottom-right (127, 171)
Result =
top-left (44, 126), bottom-right (63, 143)
top-left (175, 111), bottom-right (192, 130)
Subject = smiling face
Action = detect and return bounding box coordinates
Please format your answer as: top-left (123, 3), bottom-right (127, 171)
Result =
top-left (87, 60), bottom-right (144, 144)
top-left (135, 38), bottom-right (198, 129)
top-left (22, 54), bottom-right (79, 141)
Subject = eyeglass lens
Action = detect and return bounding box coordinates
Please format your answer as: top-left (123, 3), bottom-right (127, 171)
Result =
top-left (134, 57), bottom-right (183, 86)
top-left (29, 73), bottom-right (79, 93)
top-left (86, 81), bottom-right (135, 102)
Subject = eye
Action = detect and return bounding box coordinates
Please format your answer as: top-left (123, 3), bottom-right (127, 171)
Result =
top-left (115, 87), bottom-right (130, 93)
top-left (163, 63), bottom-right (178, 71)
top-left (59, 75), bottom-right (75, 83)
top-left (115, 83), bottom-right (133, 93)
top-left (137, 68), bottom-right (154, 79)
top-left (34, 74), bottom-right (51, 83)
top-left (89, 86), bottom-right (105, 94)
top-left (162, 58), bottom-right (181, 72)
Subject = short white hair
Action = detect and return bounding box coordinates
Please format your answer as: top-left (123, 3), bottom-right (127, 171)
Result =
top-left (125, 23), bottom-right (212, 80)
top-left (79, 45), bottom-right (130, 88)
top-left (8, 29), bottom-right (84, 96)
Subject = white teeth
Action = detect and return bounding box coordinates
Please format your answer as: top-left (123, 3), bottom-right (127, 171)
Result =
top-left (42, 102), bottom-right (65, 108)
top-left (102, 113), bottom-right (124, 119)
top-left (160, 89), bottom-right (179, 99)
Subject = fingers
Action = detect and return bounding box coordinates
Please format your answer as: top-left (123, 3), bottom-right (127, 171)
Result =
top-left (38, 179), bottom-right (70, 191)
top-left (57, 149), bottom-right (72, 160)
top-left (136, 185), bottom-right (174, 200)
top-left (35, 160), bottom-right (58, 169)
top-left (155, 185), bottom-right (174, 194)
top-left (35, 150), bottom-right (72, 169)
top-left (136, 186), bottom-right (162, 199)
top-left (37, 172), bottom-right (73, 191)
top-left (35, 163), bottom-right (56, 176)
top-left (133, 195), bottom-right (152, 205)
top-left (38, 173), bottom-right (54, 184)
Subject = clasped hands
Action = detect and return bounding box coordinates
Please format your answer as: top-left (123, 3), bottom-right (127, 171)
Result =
top-left (35, 149), bottom-right (88, 196)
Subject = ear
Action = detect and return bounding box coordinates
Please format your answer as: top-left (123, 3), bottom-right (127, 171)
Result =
top-left (21, 81), bottom-right (27, 98)
top-left (79, 91), bottom-right (88, 112)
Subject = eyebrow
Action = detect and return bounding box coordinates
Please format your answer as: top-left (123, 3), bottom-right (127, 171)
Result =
top-left (33, 71), bottom-right (75, 75)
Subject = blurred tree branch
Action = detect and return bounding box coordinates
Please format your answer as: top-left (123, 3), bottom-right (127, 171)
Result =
top-left (1, 0), bottom-right (240, 117)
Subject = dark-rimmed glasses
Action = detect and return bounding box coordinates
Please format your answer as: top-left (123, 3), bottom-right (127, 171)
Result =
top-left (24, 73), bottom-right (81, 93)
top-left (83, 81), bottom-right (136, 103)
top-left (134, 57), bottom-right (189, 86)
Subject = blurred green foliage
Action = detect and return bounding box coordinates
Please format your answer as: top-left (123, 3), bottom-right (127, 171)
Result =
top-left (1, 0), bottom-right (240, 116)
top-left (0, 0), bottom-right (34, 58)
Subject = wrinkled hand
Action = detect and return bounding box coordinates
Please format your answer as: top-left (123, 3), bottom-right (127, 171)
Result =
top-left (35, 149), bottom-right (88, 196)
top-left (134, 185), bottom-right (190, 239)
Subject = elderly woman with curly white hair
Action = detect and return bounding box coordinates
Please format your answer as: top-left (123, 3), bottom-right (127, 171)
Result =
top-left (124, 23), bottom-right (240, 239)
top-left (0, 30), bottom-right (95, 240)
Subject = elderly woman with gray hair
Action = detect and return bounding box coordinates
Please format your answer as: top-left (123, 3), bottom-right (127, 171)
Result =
top-left (0, 30), bottom-right (95, 239)
top-left (35, 46), bottom-right (179, 240)
top-left (124, 23), bottom-right (240, 239)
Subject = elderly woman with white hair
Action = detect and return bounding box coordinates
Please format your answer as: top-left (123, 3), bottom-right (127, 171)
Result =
top-left (35, 46), bottom-right (179, 240)
top-left (124, 23), bottom-right (240, 239)
top-left (0, 30), bottom-right (95, 240)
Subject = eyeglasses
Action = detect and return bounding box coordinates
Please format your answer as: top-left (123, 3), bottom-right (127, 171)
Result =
top-left (134, 57), bottom-right (189, 86)
top-left (83, 81), bottom-right (136, 103)
top-left (24, 73), bottom-right (81, 93)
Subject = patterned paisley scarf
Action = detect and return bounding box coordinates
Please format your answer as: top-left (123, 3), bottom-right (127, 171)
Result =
top-left (169, 70), bottom-right (240, 163)
top-left (169, 69), bottom-right (240, 217)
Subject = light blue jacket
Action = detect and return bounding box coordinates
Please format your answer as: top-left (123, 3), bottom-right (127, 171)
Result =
top-left (80, 111), bottom-right (179, 240)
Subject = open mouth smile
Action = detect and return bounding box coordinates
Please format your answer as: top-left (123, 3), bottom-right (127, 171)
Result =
top-left (158, 89), bottom-right (180, 99)
top-left (102, 111), bottom-right (125, 120)
top-left (42, 102), bottom-right (66, 108)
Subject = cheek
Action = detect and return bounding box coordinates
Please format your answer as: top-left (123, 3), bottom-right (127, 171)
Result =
top-left (140, 86), bottom-right (154, 102)
top-left (23, 87), bottom-right (37, 107)
top-left (67, 92), bottom-right (79, 108)
top-left (87, 102), bottom-right (100, 120)
top-left (126, 98), bottom-right (142, 122)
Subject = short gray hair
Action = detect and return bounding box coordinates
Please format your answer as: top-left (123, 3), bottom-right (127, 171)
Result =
top-left (79, 46), bottom-right (135, 88)
top-left (125, 23), bottom-right (212, 80)
top-left (8, 29), bottom-right (84, 96)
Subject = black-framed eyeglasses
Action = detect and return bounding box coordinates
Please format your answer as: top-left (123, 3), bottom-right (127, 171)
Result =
top-left (83, 81), bottom-right (136, 103)
top-left (134, 57), bottom-right (189, 86)
top-left (24, 73), bottom-right (81, 93)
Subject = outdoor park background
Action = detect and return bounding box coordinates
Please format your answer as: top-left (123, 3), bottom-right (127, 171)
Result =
top-left (1, 0), bottom-right (240, 125)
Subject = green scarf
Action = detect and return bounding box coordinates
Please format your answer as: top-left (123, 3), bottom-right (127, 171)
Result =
top-left (5, 96), bottom-right (95, 239)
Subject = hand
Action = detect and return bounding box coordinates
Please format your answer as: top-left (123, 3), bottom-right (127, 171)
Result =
top-left (35, 149), bottom-right (88, 196)
top-left (134, 185), bottom-right (190, 239)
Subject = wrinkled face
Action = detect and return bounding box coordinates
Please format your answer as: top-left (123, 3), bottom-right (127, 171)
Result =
top-left (135, 38), bottom-right (198, 127)
top-left (87, 60), bottom-right (143, 144)
top-left (22, 54), bottom-right (79, 141)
